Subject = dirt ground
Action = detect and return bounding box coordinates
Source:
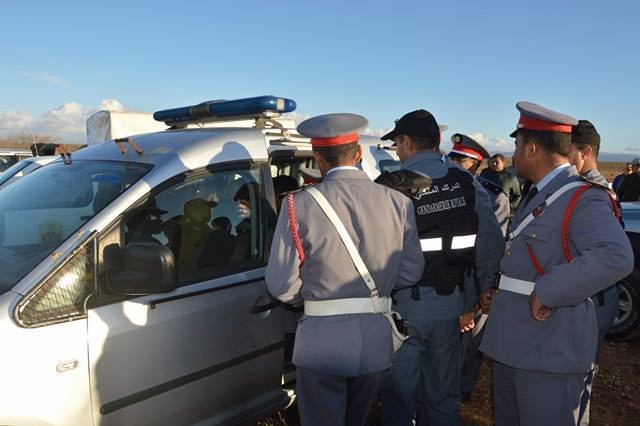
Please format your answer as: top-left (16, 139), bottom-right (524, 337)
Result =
top-left (263, 339), bottom-right (640, 426)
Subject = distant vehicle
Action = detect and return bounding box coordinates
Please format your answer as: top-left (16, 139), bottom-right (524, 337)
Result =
top-left (0, 149), bottom-right (32, 173)
top-left (0, 96), bottom-right (399, 425)
top-left (608, 202), bottom-right (640, 341)
top-left (0, 156), bottom-right (58, 190)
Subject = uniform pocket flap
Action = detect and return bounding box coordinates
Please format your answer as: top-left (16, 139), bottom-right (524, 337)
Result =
top-left (520, 223), bottom-right (553, 242)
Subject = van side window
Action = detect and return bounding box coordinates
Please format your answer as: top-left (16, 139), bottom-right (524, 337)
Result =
top-left (15, 239), bottom-right (95, 328)
top-left (98, 165), bottom-right (274, 292)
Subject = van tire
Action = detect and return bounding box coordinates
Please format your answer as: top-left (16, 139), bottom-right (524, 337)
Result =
top-left (607, 270), bottom-right (640, 342)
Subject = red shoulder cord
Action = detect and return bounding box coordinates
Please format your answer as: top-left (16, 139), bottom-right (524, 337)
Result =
top-left (287, 193), bottom-right (305, 265)
top-left (561, 184), bottom-right (620, 263)
top-left (526, 240), bottom-right (546, 276)
top-left (527, 184), bottom-right (620, 274)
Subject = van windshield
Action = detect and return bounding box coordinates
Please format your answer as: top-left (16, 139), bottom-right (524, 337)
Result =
top-left (0, 160), bottom-right (152, 295)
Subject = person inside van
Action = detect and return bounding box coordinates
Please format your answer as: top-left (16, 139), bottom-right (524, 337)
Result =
top-left (124, 200), bottom-right (167, 245)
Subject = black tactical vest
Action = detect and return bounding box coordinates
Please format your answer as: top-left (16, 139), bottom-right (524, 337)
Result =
top-left (376, 168), bottom-right (478, 295)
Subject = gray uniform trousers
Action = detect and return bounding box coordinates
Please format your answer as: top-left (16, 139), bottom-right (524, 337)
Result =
top-left (297, 368), bottom-right (384, 426)
top-left (493, 361), bottom-right (585, 426)
top-left (460, 313), bottom-right (487, 397)
top-left (380, 315), bottom-right (462, 426)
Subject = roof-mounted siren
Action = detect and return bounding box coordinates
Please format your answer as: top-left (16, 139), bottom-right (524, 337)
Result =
top-left (152, 95), bottom-right (297, 129)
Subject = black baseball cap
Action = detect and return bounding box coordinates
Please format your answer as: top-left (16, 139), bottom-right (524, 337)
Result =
top-left (381, 109), bottom-right (440, 141)
top-left (571, 120), bottom-right (600, 147)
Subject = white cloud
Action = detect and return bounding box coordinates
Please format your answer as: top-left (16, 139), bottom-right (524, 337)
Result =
top-left (99, 98), bottom-right (125, 112)
top-left (282, 111), bottom-right (311, 125)
top-left (468, 133), bottom-right (513, 153)
top-left (39, 102), bottom-right (86, 133)
top-left (0, 111), bottom-right (33, 129)
top-left (20, 71), bottom-right (70, 87)
top-left (363, 127), bottom-right (391, 138)
top-left (623, 146), bottom-right (640, 156)
top-left (0, 98), bottom-right (129, 140)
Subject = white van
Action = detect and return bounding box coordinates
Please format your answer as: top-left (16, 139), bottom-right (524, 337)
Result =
top-left (0, 148), bottom-right (32, 173)
top-left (0, 96), bottom-right (399, 425)
top-left (0, 155), bottom-right (58, 190)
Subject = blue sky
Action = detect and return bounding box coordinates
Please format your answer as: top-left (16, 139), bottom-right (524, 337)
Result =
top-left (1, 0), bottom-right (638, 154)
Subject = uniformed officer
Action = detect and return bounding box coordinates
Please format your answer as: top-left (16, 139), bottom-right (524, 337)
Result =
top-left (480, 102), bottom-right (634, 425)
top-left (265, 113), bottom-right (425, 426)
top-left (376, 110), bottom-right (504, 426)
top-left (449, 133), bottom-right (510, 236)
top-left (567, 119), bottom-right (620, 425)
top-left (447, 133), bottom-right (510, 401)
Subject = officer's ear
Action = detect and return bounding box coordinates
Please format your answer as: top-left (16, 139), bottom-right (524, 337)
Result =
top-left (524, 139), bottom-right (538, 159)
top-left (354, 144), bottom-right (363, 163)
top-left (312, 150), bottom-right (330, 175)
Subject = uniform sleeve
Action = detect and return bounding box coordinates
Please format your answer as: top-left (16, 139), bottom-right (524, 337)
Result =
top-left (474, 183), bottom-right (505, 294)
top-left (494, 193), bottom-right (510, 237)
top-left (535, 190), bottom-right (634, 308)
top-left (265, 196), bottom-right (303, 303)
top-left (395, 198), bottom-right (426, 289)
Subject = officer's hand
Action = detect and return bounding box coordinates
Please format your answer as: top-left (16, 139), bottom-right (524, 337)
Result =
top-left (459, 312), bottom-right (475, 333)
top-left (478, 289), bottom-right (493, 314)
top-left (528, 291), bottom-right (552, 322)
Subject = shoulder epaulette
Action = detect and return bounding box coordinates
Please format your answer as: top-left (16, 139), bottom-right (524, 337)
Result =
top-left (478, 177), bottom-right (506, 196)
top-left (578, 175), bottom-right (611, 192)
top-left (374, 170), bottom-right (432, 196)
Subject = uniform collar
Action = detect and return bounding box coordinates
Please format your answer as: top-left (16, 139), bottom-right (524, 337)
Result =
top-left (534, 162), bottom-right (570, 192)
top-left (321, 168), bottom-right (370, 182)
top-left (514, 165), bottom-right (578, 223)
top-left (581, 168), bottom-right (609, 187)
top-left (326, 166), bottom-right (359, 176)
top-left (402, 151), bottom-right (446, 169)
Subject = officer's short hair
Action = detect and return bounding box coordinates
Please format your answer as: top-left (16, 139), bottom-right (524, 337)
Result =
top-left (491, 153), bottom-right (506, 162)
top-left (409, 135), bottom-right (439, 151)
top-left (313, 142), bottom-right (359, 167)
top-left (518, 129), bottom-right (572, 157)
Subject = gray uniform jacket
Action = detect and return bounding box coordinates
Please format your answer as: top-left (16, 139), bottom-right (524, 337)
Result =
top-left (481, 166), bottom-right (634, 373)
top-left (265, 169), bottom-right (425, 376)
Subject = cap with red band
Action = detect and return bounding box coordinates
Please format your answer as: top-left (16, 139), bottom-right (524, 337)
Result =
top-left (297, 113), bottom-right (368, 147)
top-left (449, 133), bottom-right (490, 162)
top-left (510, 101), bottom-right (578, 138)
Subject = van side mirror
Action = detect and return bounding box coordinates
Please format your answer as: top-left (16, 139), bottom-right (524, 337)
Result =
top-left (104, 242), bottom-right (178, 296)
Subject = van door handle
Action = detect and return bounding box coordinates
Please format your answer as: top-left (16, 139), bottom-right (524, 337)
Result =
top-left (250, 300), bottom-right (282, 314)
top-left (56, 360), bottom-right (79, 373)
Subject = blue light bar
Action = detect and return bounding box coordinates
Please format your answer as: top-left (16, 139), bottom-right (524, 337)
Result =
top-left (153, 95), bottom-right (296, 125)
